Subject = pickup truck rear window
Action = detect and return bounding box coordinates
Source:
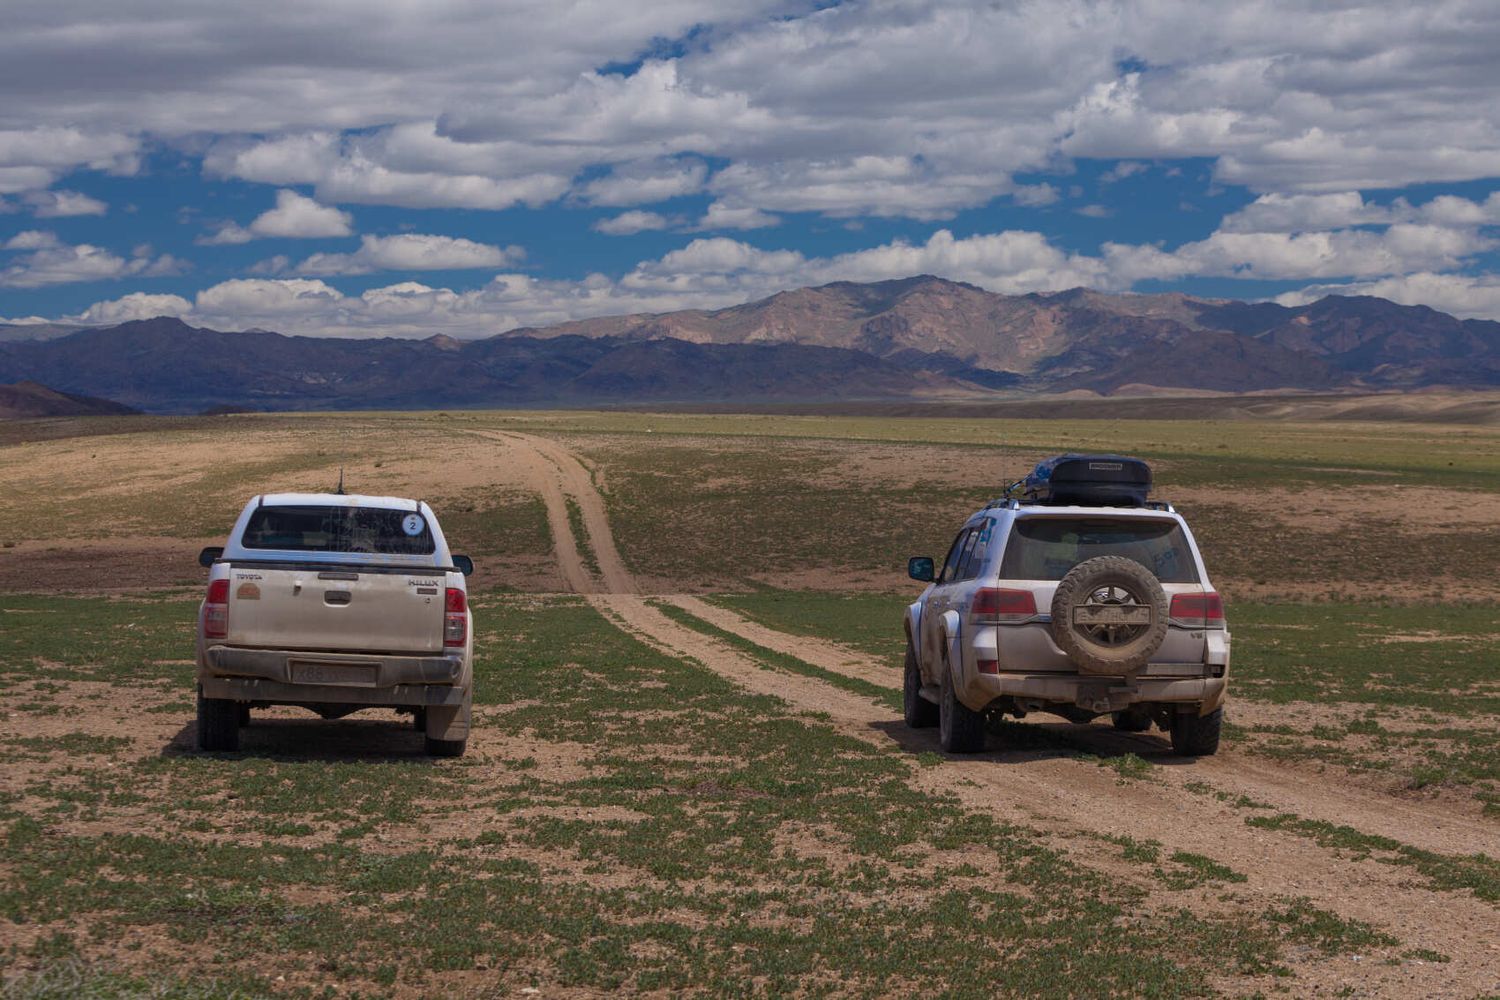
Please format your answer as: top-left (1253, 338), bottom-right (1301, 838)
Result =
top-left (999, 517), bottom-right (1199, 583)
top-left (241, 505), bottom-right (436, 555)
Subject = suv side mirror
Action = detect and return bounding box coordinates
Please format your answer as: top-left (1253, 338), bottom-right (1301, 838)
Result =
top-left (452, 555), bottom-right (474, 576)
top-left (907, 556), bottom-right (935, 582)
top-left (198, 546), bottom-right (224, 568)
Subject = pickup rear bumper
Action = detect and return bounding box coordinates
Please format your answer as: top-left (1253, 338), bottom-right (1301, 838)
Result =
top-left (200, 646), bottom-right (467, 707)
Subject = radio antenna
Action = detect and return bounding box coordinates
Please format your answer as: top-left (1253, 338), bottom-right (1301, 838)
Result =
top-left (335, 468), bottom-right (346, 495)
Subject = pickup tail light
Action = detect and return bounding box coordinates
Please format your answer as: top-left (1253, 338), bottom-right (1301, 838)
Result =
top-left (1169, 591), bottom-right (1225, 629)
top-left (971, 587), bottom-right (1038, 625)
top-left (444, 588), bottom-right (467, 647)
top-left (203, 579), bottom-right (230, 640)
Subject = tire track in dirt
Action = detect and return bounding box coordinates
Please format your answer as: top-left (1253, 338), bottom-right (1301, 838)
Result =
top-left (668, 596), bottom-right (1499, 858)
top-left (497, 431), bottom-right (1500, 996)
top-left (468, 431), bottom-right (634, 594)
top-left (661, 595), bottom-right (880, 684)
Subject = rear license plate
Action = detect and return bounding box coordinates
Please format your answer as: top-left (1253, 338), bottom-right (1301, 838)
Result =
top-left (290, 661), bottom-right (378, 687)
top-left (1073, 605), bottom-right (1152, 626)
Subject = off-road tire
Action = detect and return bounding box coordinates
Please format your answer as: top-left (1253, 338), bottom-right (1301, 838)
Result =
top-left (1112, 706), bottom-right (1152, 732)
top-left (424, 736), bottom-right (467, 758)
top-left (1050, 556), bottom-right (1168, 675)
top-left (197, 687), bottom-right (240, 752)
top-left (237, 704), bottom-right (251, 727)
top-left (1170, 707), bottom-right (1223, 756)
top-left (938, 659), bottom-right (986, 753)
top-left (903, 640), bottom-right (938, 729)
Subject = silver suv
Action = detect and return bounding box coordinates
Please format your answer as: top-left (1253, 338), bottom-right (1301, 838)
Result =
top-left (903, 456), bottom-right (1229, 755)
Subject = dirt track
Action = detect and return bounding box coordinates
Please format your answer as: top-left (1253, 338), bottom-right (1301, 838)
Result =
top-left (492, 430), bottom-right (1500, 998)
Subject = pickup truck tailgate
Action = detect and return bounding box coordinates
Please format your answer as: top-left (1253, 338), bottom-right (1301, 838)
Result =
top-left (227, 568), bottom-right (444, 654)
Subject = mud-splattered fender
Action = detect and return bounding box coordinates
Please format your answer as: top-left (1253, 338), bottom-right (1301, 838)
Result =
top-left (940, 610), bottom-right (963, 676)
top-left (904, 601), bottom-right (923, 647)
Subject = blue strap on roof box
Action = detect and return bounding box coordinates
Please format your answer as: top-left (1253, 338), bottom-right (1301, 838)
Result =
top-left (1018, 453), bottom-right (1152, 507)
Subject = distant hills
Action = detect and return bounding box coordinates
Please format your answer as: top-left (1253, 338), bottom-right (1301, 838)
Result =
top-left (1, 276), bottom-right (1497, 413)
top-left (0, 380), bottom-right (138, 418)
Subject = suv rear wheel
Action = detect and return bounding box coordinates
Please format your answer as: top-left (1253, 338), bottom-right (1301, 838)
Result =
top-left (1170, 707), bottom-right (1222, 756)
top-left (903, 640), bottom-right (937, 729)
top-left (938, 659), bottom-right (986, 754)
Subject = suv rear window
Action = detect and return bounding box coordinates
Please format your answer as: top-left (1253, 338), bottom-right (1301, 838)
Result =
top-left (241, 505), bottom-right (436, 555)
top-left (999, 517), bottom-right (1198, 583)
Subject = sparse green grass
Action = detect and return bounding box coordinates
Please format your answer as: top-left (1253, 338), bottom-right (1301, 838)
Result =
top-left (8, 409), bottom-right (1494, 992)
top-left (563, 497), bottom-right (600, 578)
top-left (711, 590), bottom-right (911, 671)
top-left (1232, 604), bottom-right (1500, 715)
top-left (1244, 813), bottom-right (1500, 902)
top-left (650, 599), bottom-right (902, 711)
top-left (0, 594), bottom-right (1354, 996)
top-left (708, 590), bottom-right (1500, 809)
top-left (1261, 897), bottom-right (1399, 955)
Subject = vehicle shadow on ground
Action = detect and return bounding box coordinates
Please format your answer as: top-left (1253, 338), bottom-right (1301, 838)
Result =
top-left (870, 717), bottom-right (1199, 766)
top-left (162, 713), bottom-right (437, 763)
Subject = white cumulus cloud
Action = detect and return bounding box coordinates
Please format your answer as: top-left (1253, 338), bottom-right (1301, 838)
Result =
top-left (1, 233), bottom-right (182, 288)
top-left (593, 211), bottom-right (672, 236)
top-left (79, 292), bottom-right (193, 324)
top-left (23, 189), bottom-right (109, 218)
top-left (201, 189), bottom-right (353, 244)
top-left (294, 234), bottom-right (524, 276)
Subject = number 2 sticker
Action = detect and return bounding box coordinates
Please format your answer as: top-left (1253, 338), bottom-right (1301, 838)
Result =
top-left (401, 514), bottom-right (425, 537)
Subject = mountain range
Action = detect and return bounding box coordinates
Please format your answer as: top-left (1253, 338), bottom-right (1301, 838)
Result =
top-left (1, 276), bottom-right (1497, 414)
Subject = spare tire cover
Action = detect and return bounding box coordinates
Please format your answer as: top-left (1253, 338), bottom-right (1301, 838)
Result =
top-left (1049, 556), bottom-right (1168, 675)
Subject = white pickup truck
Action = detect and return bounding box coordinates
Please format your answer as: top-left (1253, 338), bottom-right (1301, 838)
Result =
top-left (195, 493), bottom-right (475, 756)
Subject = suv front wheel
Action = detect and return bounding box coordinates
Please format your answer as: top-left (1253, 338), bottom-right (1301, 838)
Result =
top-left (903, 640), bottom-right (938, 729)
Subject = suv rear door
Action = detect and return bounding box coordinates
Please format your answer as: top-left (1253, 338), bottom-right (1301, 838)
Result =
top-left (997, 513), bottom-right (1211, 669)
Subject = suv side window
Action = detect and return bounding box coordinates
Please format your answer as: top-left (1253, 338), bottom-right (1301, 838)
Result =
top-left (956, 518), bottom-right (993, 580)
top-left (937, 528), bottom-right (972, 584)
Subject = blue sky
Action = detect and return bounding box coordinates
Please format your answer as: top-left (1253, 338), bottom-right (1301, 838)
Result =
top-left (3, 1), bottom-right (1500, 337)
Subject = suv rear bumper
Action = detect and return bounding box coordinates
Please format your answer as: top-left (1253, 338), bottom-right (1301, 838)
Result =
top-left (200, 645), bottom-right (467, 707)
top-left (970, 672), bottom-right (1227, 716)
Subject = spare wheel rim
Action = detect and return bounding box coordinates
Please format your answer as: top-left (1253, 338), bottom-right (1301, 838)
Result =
top-left (1071, 584), bottom-right (1153, 647)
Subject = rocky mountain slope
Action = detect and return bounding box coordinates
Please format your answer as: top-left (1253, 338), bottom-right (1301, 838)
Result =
top-left (505, 276), bottom-right (1500, 391)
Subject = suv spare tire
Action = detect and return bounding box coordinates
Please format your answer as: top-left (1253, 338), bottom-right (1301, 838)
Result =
top-left (1050, 556), bottom-right (1168, 675)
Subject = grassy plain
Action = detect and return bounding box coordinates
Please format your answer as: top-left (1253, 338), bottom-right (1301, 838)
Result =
top-left (3, 594), bottom-right (1333, 998)
top-left (2, 402), bottom-right (1498, 996)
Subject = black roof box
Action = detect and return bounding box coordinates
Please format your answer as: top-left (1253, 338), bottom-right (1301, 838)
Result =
top-left (1019, 453), bottom-right (1151, 507)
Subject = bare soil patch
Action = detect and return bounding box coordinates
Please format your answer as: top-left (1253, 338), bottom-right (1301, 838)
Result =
top-left (1173, 484), bottom-right (1500, 534)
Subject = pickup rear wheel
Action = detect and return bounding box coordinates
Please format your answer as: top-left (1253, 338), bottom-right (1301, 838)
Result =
top-left (1170, 707), bottom-right (1223, 756)
top-left (903, 640), bottom-right (938, 729)
top-left (938, 659), bottom-right (986, 753)
top-left (424, 736), bottom-right (467, 758)
top-left (196, 687), bottom-right (240, 752)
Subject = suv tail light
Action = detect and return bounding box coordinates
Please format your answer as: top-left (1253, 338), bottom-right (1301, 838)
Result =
top-left (203, 579), bottom-right (230, 639)
top-left (1169, 591), bottom-right (1224, 629)
top-left (971, 587), bottom-right (1038, 625)
top-left (444, 588), bottom-right (467, 647)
